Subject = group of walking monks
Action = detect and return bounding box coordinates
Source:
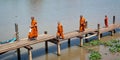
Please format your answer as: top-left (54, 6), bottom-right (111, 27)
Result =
top-left (28, 15), bottom-right (108, 40)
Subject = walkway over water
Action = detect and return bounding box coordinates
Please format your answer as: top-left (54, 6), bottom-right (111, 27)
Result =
top-left (0, 17), bottom-right (120, 60)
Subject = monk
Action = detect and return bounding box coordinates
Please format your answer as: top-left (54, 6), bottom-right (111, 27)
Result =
top-left (28, 17), bottom-right (38, 40)
top-left (56, 22), bottom-right (64, 39)
top-left (79, 15), bottom-right (86, 32)
top-left (104, 15), bottom-right (108, 27)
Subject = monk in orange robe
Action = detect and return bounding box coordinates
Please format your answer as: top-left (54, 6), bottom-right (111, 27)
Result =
top-left (79, 15), bottom-right (86, 32)
top-left (28, 17), bottom-right (38, 40)
top-left (104, 15), bottom-right (108, 27)
top-left (56, 22), bottom-right (64, 39)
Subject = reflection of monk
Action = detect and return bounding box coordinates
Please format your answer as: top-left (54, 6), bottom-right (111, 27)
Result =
top-left (28, 17), bottom-right (38, 40)
top-left (104, 15), bottom-right (108, 28)
top-left (80, 15), bottom-right (86, 32)
top-left (56, 22), bottom-right (64, 39)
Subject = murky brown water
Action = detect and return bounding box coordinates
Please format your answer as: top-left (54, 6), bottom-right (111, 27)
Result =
top-left (31, 33), bottom-right (120, 60)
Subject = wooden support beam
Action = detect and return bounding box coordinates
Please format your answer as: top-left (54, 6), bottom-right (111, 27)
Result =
top-left (48, 40), bottom-right (57, 44)
top-left (85, 34), bottom-right (88, 42)
top-left (15, 23), bottom-right (19, 41)
top-left (45, 41), bottom-right (48, 53)
top-left (17, 49), bottom-right (21, 60)
top-left (57, 40), bottom-right (61, 56)
top-left (15, 23), bottom-right (21, 60)
top-left (113, 16), bottom-right (115, 24)
top-left (100, 34), bottom-right (102, 38)
top-left (24, 45), bottom-right (33, 50)
top-left (44, 31), bottom-right (48, 53)
top-left (80, 37), bottom-right (83, 47)
top-left (111, 30), bottom-right (114, 36)
top-left (85, 34), bottom-right (97, 39)
top-left (113, 16), bottom-right (116, 34)
top-left (28, 49), bottom-right (32, 60)
top-left (68, 39), bottom-right (71, 47)
top-left (97, 24), bottom-right (100, 40)
top-left (113, 30), bottom-right (116, 33)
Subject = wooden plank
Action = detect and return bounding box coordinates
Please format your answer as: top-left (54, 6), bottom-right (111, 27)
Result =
top-left (99, 24), bottom-right (119, 34)
top-left (0, 34), bottom-right (55, 54)
top-left (61, 28), bottom-right (97, 40)
top-left (0, 24), bottom-right (119, 54)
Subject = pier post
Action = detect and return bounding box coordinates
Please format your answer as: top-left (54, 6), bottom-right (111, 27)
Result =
top-left (57, 40), bottom-right (61, 56)
top-left (24, 46), bottom-right (33, 60)
top-left (68, 39), bottom-right (71, 47)
top-left (17, 49), bottom-right (21, 60)
top-left (113, 16), bottom-right (116, 33)
top-left (111, 30), bottom-right (114, 36)
top-left (85, 34), bottom-right (88, 42)
top-left (44, 31), bottom-right (48, 53)
top-left (28, 49), bottom-right (32, 60)
top-left (15, 23), bottom-right (19, 41)
top-left (100, 34), bottom-right (102, 38)
top-left (113, 16), bottom-right (115, 24)
top-left (80, 37), bottom-right (83, 47)
top-left (45, 41), bottom-right (48, 53)
top-left (15, 23), bottom-right (21, 60)
top-left (97, 24), bottom-right (100, 40)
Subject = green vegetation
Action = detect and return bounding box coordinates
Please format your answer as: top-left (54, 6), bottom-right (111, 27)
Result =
top-left (84, 39), bottom-right (120, 60)
top-left (89, 40), bottom-right (100, 46)
top-left (89, 51), bottom-right (101, 60)
top-left (109, 47), bottom-right (117, 53)
top-left (109, 43), bottom-right (120, 53)
top-left (103, 39), bottom-right (120, 53)
top-left (84, 40), bottom-right (101, 46)
top-left (103, 41), bottom-right (113, 47)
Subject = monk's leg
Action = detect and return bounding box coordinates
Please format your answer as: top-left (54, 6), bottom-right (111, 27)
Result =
top-left (28, 32), bottom-right (33, 40)
top-left (80, 25), bottom-right (83, 32)
top-left (83, 24), bottom-right (85, 31)
top-left (80, 25), bottom-right (84, 32)
top-left (57, 33), bottom-right (60, 39)
top-left (61, 33), bottom-right (64, 39)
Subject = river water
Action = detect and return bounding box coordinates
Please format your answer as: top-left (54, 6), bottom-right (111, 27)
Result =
top-left (0, 0), bottom-right (120, 60)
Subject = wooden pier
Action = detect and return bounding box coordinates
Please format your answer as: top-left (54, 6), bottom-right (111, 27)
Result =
top-left (0, 16), bottom-right (120, 60)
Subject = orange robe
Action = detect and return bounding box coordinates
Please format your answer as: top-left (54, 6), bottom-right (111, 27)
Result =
top-left (57, 24), bottom-right (64, 39)
top-left (28, 19), bottom-right (38, 38)
top-left (104, 17), bottom-right (108, 27)
top-left (80, 17), bottom-right (86, 32)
